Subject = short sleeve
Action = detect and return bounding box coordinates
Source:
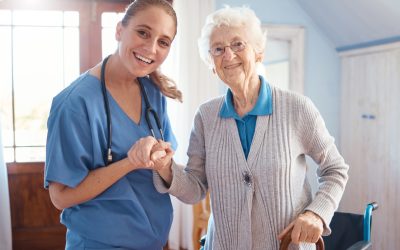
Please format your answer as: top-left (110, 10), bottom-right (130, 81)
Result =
top-left (44, 103), bottom-right (93, 188)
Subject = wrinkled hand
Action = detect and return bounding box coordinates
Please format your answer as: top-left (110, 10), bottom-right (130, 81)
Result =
top-left (127, 136), bottom-right (159, 169)
top-left (278, 211), bottom-right (323, 244)
top-left (150, 140), bottom-right (174, 171)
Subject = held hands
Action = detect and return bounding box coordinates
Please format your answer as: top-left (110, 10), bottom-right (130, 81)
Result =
top-left (278, 210), bottom-right (324, 245)
top-left (127, 136), bottom-right (174, 171)
top-left (150, 140), bottom-right (174, 171)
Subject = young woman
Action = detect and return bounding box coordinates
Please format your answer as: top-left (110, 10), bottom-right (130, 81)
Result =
top-left (44, 1), bottom-right (180, 249)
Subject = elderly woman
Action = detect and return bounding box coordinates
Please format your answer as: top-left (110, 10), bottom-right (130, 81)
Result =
top-left (152, 5), bottom-right (349, 250)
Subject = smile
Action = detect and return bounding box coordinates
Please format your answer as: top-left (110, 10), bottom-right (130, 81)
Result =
top-left (135, 53), bottom-right (153, 64)
top-left (224, 63), bottom-right (241, 69)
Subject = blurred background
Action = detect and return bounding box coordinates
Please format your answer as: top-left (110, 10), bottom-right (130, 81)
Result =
top-left (0, 0), bottom-right (399, 249)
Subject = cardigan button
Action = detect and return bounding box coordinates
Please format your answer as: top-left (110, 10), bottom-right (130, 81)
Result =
top-left (242, 171), bottom-right (252, 186)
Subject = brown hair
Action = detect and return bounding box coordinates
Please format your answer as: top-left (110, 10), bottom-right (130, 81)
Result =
top-left (122, 0), bottom-right (182, 102)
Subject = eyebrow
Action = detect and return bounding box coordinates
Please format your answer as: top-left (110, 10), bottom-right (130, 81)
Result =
top-left (211, 36), bottom-right (243, 47)
top-left (136, 24), bottom-right (173, 41)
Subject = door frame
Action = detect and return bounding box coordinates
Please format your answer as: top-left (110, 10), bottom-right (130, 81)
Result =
top-left (262, 24), bottom-right (305, 93)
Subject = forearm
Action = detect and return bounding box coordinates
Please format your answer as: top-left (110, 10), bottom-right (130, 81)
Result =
top-left (154, 161), bottom-right (207, 204)
top-left (156, 163), bottom-right (173, 185)
top-left (49, 158), bottom-right (135, 210)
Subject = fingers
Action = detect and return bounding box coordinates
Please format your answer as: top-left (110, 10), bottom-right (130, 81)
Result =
top-left (127, 136), bottom-right (174, 171)
top-left (151, 140), bottom-right (172, 161)
top-left (151, 142), bottom-right (174, 171)
top-left (290, 211), bottom-right (323, 244)
top-left (278, 221), bottom-right (295, 240)
top-left (151, 150), bottom-right (167, 161)
top-left (127, 136), bottom-right (158, 168)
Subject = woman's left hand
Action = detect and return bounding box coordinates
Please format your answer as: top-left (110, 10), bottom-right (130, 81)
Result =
top-left (150, 140), bottom-right (174, 185)
top-left (278, 210), bottom-right (324, 244)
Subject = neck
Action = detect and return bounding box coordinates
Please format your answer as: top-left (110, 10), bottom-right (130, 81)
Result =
top-left (105, 54), bottom-right (138, 89)
top-left (230, 75), bottom-right (261, 116)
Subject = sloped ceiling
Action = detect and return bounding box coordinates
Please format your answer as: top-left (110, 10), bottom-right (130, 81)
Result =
top-left (295, 0), bottom-right (400, 50)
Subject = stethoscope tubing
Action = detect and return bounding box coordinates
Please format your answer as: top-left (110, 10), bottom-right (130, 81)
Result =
top-left (139, 81), bottom-right (165, 141)
top-left (101, 55), bottom-right (164, 164)
top-left (101, 55), bottom-right (113, 163)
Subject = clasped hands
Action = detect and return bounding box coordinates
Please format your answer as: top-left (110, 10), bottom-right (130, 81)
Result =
top-left (127, 136), bottom-right (174, 171)
top-left (278, 210), bottom-right (324, 244)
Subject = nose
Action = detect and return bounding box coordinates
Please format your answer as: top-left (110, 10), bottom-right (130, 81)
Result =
top-left (144, 39), bottom-right (157, 54)
top-left (222, 46), bottom-right (235, 60)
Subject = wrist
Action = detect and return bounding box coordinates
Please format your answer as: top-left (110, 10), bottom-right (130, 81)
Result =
top-left (304, 210), bottom-right (323, 226)
top-left (157, 161), bottom-right (173, 185)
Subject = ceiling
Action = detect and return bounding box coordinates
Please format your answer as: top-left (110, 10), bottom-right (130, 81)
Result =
top-left (295, 0), bottom-right (400, 51)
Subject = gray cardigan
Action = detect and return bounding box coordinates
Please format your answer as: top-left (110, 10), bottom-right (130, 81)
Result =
top-left (154, 86), bottom-right (349, 250)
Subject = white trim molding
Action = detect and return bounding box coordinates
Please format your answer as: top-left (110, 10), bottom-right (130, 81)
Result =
top-left (339, 41), bottom-right (400, 57)
top-left (263, 24), bottom-right (305, 93)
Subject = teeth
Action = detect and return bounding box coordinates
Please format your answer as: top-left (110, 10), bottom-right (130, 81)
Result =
top-left (135, 54), bottom-right (152, 64)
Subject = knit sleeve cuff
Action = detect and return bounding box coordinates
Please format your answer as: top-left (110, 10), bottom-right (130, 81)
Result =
top-left (153, 161), bottom-right (183, 194)
top-left (305, 201), bottom-right (335, 236)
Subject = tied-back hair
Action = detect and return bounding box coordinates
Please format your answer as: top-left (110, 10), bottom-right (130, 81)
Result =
top-left (122, 0), bottom-right (182, 102)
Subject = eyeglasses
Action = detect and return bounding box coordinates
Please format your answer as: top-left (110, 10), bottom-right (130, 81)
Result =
top-left (209, 40), bottom-right (246, 57)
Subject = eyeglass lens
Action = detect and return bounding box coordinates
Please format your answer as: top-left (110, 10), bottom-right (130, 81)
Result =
top-left (210, 41), bottom-right (246, 56)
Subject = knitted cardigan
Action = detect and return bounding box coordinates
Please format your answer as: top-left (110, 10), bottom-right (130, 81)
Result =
top-left (154, 86), bottom-right (349, 250)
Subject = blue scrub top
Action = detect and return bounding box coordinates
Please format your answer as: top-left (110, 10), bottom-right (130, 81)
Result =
top-left (45, 72), bottom-right (177, 249)
top-left (219, 75), bottom-right (273, 158)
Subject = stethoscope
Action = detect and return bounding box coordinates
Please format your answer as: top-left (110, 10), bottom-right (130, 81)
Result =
top-left (101, 55), bottom-right (164, 164)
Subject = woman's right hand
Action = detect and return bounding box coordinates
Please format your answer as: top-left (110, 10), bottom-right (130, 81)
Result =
top-left (127, 136), bottom-right (173, 171)
top-left (127, 136), bottom-right (160, 169)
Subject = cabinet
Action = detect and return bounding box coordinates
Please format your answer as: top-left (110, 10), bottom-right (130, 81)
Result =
top-left (340, 45), bottom-right (400, 249)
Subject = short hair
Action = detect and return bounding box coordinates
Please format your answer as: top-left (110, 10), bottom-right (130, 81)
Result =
top-left (198, 5), bottom-right (267, 68)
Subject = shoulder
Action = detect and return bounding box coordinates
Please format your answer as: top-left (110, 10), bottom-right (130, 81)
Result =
top-left (191, 96), bottom-right (225, 131)
top-left (139, 76), bottom-right (161, 94)
top-left (50, 72), bottom-right (102, 118)
top-left (197, 95), bottom-right (225, 115)
top-left (271, 85), bottom-right (308, 103)
top-left (138, 76), bottom-right (164, 102)
top-left (270, 85), bottom-right (317, 114)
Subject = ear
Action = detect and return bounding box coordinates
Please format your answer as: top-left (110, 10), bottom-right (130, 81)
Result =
top-left (256, 51), bottom-right (264, 63)
top-left (115, 21), bottom-right (123, 41)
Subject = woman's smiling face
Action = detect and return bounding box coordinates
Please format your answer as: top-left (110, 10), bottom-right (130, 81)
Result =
top-left (116, 5), bottom-right (176, 77)
top-left (210, 25), bottom-right (261, 88)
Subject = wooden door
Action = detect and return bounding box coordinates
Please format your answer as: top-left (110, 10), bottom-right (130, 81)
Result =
top-left (340, 46), bottom-right (400, 249)
top-left (7, 163), bottom-right (66, 250)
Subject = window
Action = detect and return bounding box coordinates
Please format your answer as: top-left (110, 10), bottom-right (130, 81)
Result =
top-left (101, 12), bottom-right (124, 58)
top-left (0, 1), bottom-right (129, 163)
top-left (0, 10), bottom-right (79, 162)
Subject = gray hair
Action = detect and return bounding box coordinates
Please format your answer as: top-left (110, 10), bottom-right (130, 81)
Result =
top-left (198, 5), bottom-right (267, 68)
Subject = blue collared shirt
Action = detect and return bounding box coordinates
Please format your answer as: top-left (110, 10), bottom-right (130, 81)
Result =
top-left (219, 76), bottom-right (273, 158)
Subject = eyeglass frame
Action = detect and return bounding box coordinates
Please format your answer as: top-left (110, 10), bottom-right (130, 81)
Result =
top-left (209, 40), bottom-right (247, 57)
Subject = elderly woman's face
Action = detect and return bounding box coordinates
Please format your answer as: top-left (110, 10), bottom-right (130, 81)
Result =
top-left (209, 25), bottom-right (261, 86)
